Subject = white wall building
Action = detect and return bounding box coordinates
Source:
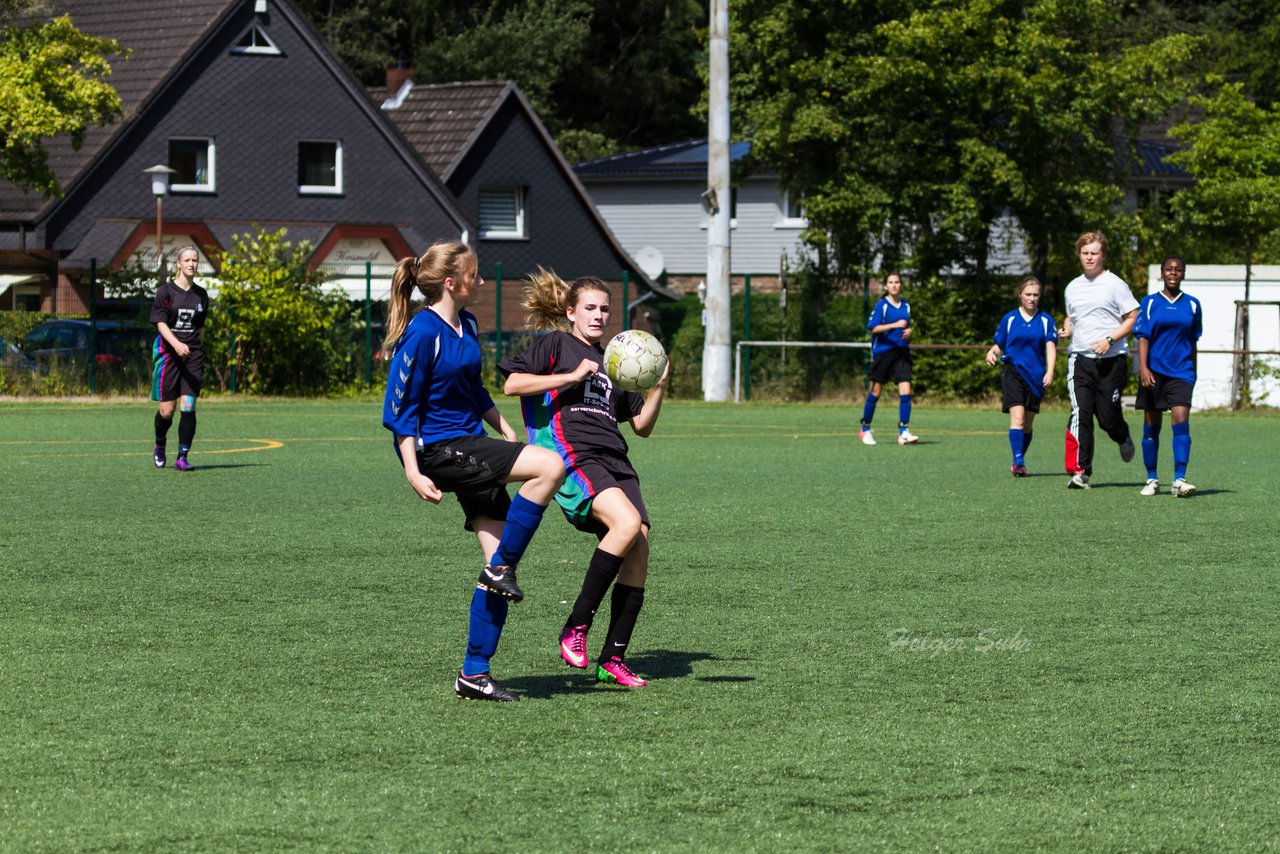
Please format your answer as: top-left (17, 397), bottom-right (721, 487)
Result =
top-left (574, 139), bottom-right (810, 283)
top-left (1146, 264), bottom-right (1280, 409)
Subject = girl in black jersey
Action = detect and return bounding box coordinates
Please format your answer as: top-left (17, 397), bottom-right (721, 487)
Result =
top-left (498, 269), bottom-right (669, 688)
top-left (149, 245), bottom-right (209, 471)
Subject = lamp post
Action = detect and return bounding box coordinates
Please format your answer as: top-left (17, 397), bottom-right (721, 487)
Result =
top-left (144, 165), bottom-right (176, 274)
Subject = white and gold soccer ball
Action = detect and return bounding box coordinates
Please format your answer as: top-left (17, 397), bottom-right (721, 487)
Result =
top-left (603, 330), bottom-right (668, 392)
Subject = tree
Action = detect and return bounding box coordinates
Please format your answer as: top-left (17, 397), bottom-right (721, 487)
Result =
top-left (729, 0), bottom-right (1200, 286)
top-left (0, 6), bottom-right (126, 196)
top-left (206, 229), bottom-right (356, 394)
top-left (1168, 78), bottom-right (1280, 407)
top-left (294, 0), bottom-right (707, 162)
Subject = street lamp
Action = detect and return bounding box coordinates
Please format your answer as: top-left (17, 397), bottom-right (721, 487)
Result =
top-left (144, 164), bottom-right (176, 273)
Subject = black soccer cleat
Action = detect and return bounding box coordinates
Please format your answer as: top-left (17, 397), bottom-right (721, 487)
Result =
top-left (454, 672), bottom-right (519, 702)
top-left (477, 564), bottom-right (523, 602)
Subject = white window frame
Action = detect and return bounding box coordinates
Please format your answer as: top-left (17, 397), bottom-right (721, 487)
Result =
top-left (169, 137), bottom-right (216, 193)
top-left (231, 24), bottom-right (281, 56)
top-left (777, 189), bottom-right (807, 228)
top-left (298, 140), bottom-right (343, 195)
top-left (478, 185), bottom-right (527, 239)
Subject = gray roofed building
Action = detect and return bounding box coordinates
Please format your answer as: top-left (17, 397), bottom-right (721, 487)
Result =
top-left (0, 0), bottom-right (471, 311)
top-left (374, 76), bottom-right (673, 332)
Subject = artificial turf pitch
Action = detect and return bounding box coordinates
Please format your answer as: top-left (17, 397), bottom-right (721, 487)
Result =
top-left (1, 398), bottom-right (1277, 851)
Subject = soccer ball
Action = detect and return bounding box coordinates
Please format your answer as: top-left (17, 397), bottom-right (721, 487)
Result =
top-left (603, 330), bottom-right (668, 392)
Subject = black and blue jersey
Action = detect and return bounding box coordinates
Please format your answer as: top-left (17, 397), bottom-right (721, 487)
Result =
top-left (867, 297), bottom-right (911, 357)
top-left (993, 309), bottom-right (1058, 397)
top-left (382, 308), bottom-right (496, 446)
top-left (1134, 291), bottom-right (1202, 384)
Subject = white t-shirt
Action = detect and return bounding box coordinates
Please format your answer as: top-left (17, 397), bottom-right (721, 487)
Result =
top-left (1064, 270), bottom-right (1139, 357)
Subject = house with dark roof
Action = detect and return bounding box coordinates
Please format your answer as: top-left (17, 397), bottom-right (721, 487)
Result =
top-left (574, 139), bottom-right (812, 291)
top-left (371, 76), bottom-right (670, 332)
top-left (0, 0), bottom-right (471, 311)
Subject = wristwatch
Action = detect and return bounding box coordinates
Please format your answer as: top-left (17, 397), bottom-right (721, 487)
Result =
top-left (1105, 335), bottom-right (1114, 346)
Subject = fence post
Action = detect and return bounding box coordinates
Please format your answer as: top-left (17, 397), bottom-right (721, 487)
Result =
top-left (622, 271), bottom-right (630, 331)
top-left (743, 273), bottom-right (751, 400)
top-left (494, 261), bottom-right (503, 358)
top-left (364, 261), bottom-right (373, 385)
top-left (88, 258), bottom-right (97, 394)
top-left (228, 307), bottom-right (237, 395)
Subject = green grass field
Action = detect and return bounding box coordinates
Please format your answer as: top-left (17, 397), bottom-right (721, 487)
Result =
top-left (2, 398), bottom-right (1277, 851)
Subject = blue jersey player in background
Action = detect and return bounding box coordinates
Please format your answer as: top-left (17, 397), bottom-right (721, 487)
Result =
top-left (382, 241), bottom-right (565, 702)
top-left (859, 272), bottom-right (919, 446)
top-left (986, 277), bottom-right (1058, 476)
top-left (1134, 255), bottom-right (1202, 498)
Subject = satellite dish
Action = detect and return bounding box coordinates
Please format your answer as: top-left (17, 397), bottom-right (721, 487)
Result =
top-left (634, 246), bottom-right (665, 281)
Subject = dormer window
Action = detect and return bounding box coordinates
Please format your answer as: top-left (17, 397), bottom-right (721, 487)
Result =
top-left (231, 24), bottom-right (280, 55)
top-left (169, 138), bottom-right (215, 193)
top-left (298, 140), bottom-right (343, 195)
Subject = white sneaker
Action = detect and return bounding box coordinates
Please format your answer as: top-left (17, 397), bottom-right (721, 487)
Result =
top-left (1171, 478), bottom-right (1197, 498)
top-left (859, 428), bottom-right (876, 446)
top-left (1067, 473), bottom-right (1091, 490)
top-left (1140, 478), bottom-right (1160, 496)
top-left (897, 429), bottom-right (919, 445)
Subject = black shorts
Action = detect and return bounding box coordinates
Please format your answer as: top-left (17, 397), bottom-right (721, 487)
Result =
top-left (1001, 364), bottom-right (1044, 413)
top-left (559, 455), bottom-right (650, 536)
top-left (869, 348), bottom-right (912, 384)
top-left (151, 338), bottom-right (203, 401)
top-left (1134, 374), bottom-right (1194, 411)
top-left (416, 435), bottom-right (523, 531)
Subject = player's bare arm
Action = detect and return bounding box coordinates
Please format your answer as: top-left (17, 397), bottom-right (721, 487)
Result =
top-left (396, 434), bottom-right (442, 503)
top-left (503, 359), bottom-right (598, 396)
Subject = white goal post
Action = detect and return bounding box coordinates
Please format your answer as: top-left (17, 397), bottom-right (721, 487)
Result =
top-left (733, 340), bottom-right (871, 402)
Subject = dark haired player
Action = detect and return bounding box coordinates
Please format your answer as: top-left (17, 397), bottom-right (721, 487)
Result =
top-left (1135, 255), bottom-right (1202, 497)
top-left (150, 245), bottom-right (209, 471)
top-left (859, 272), bottom-right (919, 446)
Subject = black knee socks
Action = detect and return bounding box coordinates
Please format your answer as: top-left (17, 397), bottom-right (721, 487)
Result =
top-left (601, 583), bottom-right (645, 662)
top-left (155, 412), bottom-right (173, 446)
top-left (178, 410), bottom-right (196, 456)
top-left (567, 548), bottom-right (624, 629)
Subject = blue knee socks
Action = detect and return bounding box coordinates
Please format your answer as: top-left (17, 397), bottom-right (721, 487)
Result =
top-left (1022, 431), bottom-right (1033, 456)
top-left (462, 492), bottom-right (547, 677)
top-left (462, 588), bottom-right (509, 676)
top-left (491, 493), bottom-right (547, 569)
top-left (1172, 422), bottom-right (1191, 480)
top-left (1009, 429), bottom-right (1024, 465)
top-left (898, 394), bottom-right (912, 431)
top-left (861, 393), bottom-right (879, 427)
top-left (1142, 423), bottom-right (1160, 480)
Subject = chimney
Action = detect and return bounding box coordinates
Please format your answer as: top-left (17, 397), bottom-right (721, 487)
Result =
top-left (386, 62), bottom-right (414, 95)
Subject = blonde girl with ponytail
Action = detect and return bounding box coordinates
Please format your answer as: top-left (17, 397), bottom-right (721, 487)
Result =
top-left (381, 242), bottom-right (565, 702)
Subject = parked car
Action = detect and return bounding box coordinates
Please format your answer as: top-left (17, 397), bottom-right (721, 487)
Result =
top-left (21, 319), bottom-right (154, 368)
top-left (1, 333), bottom-right (27, 369)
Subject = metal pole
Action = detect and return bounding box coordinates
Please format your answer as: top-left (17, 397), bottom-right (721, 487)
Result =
top-left (88, 259), bottom-right (97, 394)
top-left (494, 261), bottom-right (503, 358)
top-left (364, 261), bottom-right (373, 385)
top-left (703, 0), bottom-right (731, 400)
top-left (155, 196), bottom-right (164, 275)
top-left (743, 273), bottom-right (751, 400)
